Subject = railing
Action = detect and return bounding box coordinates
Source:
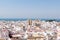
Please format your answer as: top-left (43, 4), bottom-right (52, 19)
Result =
top-left (27, 36), bottom-right (44, 40)
top-left (0, 38), bottom-right (5, 40)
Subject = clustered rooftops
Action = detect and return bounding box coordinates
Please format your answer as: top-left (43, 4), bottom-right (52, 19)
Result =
top-left (0, 19), bottom-right (60, 40)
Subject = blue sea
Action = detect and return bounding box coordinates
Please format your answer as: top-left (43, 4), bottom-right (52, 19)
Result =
top-left (0, 18), bottom-right (60, 22)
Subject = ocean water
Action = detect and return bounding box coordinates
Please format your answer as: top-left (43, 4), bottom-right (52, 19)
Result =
top-left (0, 18), bottom-right (60, 22)
top-left (0, 18), bottom-right (27, 21)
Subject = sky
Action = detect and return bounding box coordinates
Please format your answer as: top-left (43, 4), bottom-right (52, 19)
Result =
top-left (0, 0), bottom-right (60, 19)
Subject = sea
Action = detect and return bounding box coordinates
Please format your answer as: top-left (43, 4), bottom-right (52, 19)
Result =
top-left (0, 18), bottom-right (60, 22)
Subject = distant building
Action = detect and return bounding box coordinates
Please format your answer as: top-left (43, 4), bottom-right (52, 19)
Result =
top-left (28, 19), bottom-right (32, 25)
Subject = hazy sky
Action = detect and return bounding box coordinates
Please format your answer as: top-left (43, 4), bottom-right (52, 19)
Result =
top-left (0, 0), bottom-right (60, 18)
